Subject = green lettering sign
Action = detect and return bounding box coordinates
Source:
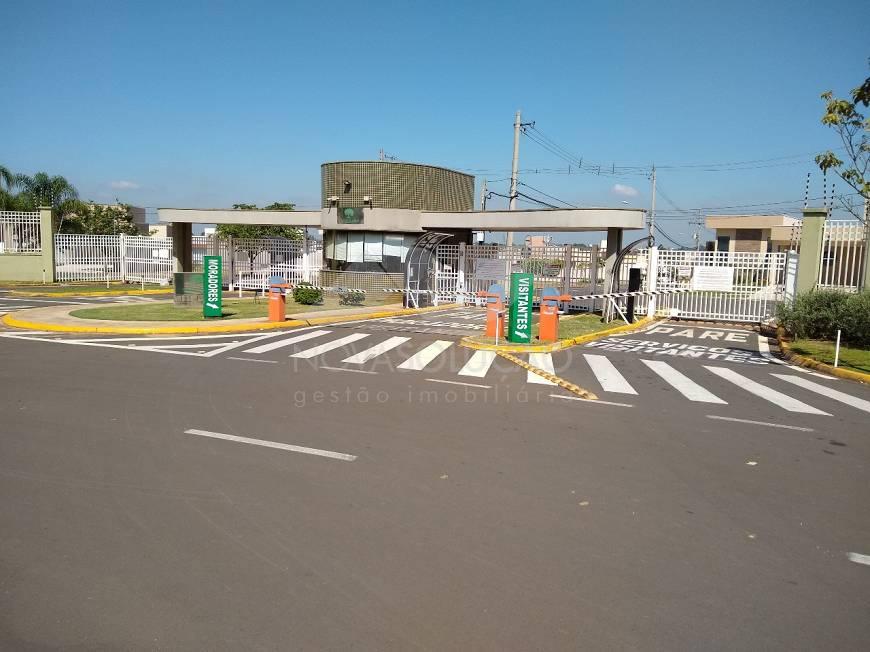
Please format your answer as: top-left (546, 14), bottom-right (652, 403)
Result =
top-left (203, 255), bottom-right (222, 318)
top-left (508, 272), bottom-right (533, 343)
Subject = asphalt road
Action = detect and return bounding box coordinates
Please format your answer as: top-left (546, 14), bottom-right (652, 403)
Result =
top-left (1, 314), bottom-right (869, 650)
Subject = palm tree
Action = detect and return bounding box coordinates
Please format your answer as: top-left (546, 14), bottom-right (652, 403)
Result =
top-left (16, 172), bottom-right (82, 230)
top-left (0, 165), bottom-right (20, 210)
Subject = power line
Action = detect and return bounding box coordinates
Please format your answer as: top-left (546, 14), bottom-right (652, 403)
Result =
top-left (518, 182), bottom-right (577, 207)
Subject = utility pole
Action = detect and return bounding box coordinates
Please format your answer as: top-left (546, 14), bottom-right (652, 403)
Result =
top-left (649, 165), bottom-right (657, 243)
top-left (506, 110), bottom-right (522, 248)
top-left (480, 179), bottom-right (488, 211)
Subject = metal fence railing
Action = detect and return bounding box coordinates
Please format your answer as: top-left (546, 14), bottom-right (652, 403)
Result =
top-left (818, 220), bottom-right (867, 292)
top-left (0, 211), bottom-right (41, 253)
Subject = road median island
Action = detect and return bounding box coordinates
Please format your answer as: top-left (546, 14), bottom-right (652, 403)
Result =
top-left (1, 301), bottom-right (459, 335)
top-left (460, 314), bottom-right (656, 353)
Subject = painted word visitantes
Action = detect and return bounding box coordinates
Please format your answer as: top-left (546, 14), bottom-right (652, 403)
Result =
top-left (508, 272), bottom-right (533, 343)
top-left (203, 255), bottom-right (222, 318)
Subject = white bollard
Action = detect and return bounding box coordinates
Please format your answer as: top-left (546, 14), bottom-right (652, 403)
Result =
top-left (834, 329), bottom-right (841, 368)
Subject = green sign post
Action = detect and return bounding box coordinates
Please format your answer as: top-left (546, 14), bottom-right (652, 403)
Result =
top-left (508, 272), bottom-right (534, 343)
top-left (203, 255), bottom-right (222, 318)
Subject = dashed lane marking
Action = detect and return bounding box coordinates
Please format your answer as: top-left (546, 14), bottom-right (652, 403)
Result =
top-left (549, 394), bottom-right (633, 408)
top-left (321, 366), bottom-right (379, 375)
top-left (425, 378), bottom-right (492, 389)
top-left (183, 429), bottom-right (356, 462)
top-left (705, 415), bottom-right (814, 432)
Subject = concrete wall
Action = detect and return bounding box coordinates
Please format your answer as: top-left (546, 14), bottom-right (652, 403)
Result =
top-left (0, 207), bottom-right (55, 282)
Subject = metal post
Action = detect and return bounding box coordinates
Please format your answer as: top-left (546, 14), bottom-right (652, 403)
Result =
top-left (834, 329), bottom-right (841, 368)
top-left (649, 165), bottom-right (657, 242)
top-left (507, 110), bottom-right (521, 248)
top-left (646, 245), bottom-right (659, 318)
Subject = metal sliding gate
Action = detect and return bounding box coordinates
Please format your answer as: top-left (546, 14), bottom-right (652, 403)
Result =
top-left (653, 250), bottom-right (788, 322)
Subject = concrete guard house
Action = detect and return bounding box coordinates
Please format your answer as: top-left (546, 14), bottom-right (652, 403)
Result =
top-left (159, 161), bottom-right (645, 301)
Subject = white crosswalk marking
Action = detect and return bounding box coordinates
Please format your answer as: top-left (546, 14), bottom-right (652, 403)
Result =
top-left (772, 374), bottom-right (870, 414)
top-left (528, 352), bottom-right (556, 385)
top-left (342, 336), bottom-right (410, 364)
top-left (397, 340), bottom-right (453, 370)
top-left (458, 350), bottom-right (496, 377)
top-left (291, 333), bottom-right (370, 359)
top-left (243, 330), bottom-right (331, 354)
top-left (705, 366), bottom-right (830, 415)
top-left (584, 354), bottom-right (637, 394)
top-left (642, 360), bottom-right (727, 404)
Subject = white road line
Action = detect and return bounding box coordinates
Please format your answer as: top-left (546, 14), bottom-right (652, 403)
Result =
top-left (227, 357), bottom-right (279, 364)
top-left (291, 333), bottom-right (370, 359)
top-left (642, 360), bottom-right (727, 404)
top-left (320, 366), bottom-right (378, 375)
top-left (705, 415), bottom-right (814, 432)
top-left (549, 393), bottom-right (634, 408)
top-left (244, 330), bottom-right (332, 354)
top-left (457, 350), bottom-right (496, 377)
top-left (771, 374), bottom-right (870, 414)
top-left (528, 352), bottom-right (557, 385)
top-left (131, 342), bottom-right (229, 349)
top-left (425, 378), bottom-right (491, 389)
top-left (71, 332), bottom-right (270, 343)
top-left (0, 297), bottom-right (88, 304)
top-left (341, 336), bottom-right (410, 364)
top-left (397, 340), bottom-right (453, 371)
top-left (847, 552), bottom-right (870, 566)
top-left (182, 429), bottom-right (356, 461)
top-left (0, 305), bottom-right (36, 310)
top-left (704, 366), bottom-right (830, 415)
top-left (583, 354), bottom-right (638, 394)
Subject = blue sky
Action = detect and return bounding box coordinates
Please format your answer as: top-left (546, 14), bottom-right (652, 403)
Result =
top-left (4, 0), bottom-right (868, 244)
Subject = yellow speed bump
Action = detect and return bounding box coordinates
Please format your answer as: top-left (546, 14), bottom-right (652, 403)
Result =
top-left (496, 351), bottom-right (598, 400)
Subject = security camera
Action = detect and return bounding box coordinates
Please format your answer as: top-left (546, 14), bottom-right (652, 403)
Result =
top-left (363, 195), bottom-right (372, 205)
top-left (327, 195), bottom-right (339, 203)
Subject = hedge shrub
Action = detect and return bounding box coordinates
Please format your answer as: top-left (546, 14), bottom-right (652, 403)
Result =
top-left (292, 282), bottom-right (323, 305)
top-left (777, 290), bottom-right (870, 347)
top-left (338, 288), bottom-right (365, 305)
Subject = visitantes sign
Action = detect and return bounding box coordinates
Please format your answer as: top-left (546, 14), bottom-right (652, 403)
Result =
top-left (203, 255), bottom-right (222, 318)
top-left (508, 272), bottom-right (533, 343)
top-left (692, 266), bottom-right (734, 292)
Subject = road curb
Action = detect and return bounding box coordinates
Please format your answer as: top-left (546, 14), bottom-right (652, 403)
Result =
top-left (496, 351), bottom-right (598, 400)
top-left (777, 331), bottom-right (870, 384)
top-left (459, 316), bottom-right (657, 352)
top-left (1, 303), bottom-right (458, 335)
top-left (9, 288), bottom-right (172, 298)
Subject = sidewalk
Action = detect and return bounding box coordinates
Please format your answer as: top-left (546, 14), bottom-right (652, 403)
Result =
top-left (1, 301), bottom-right (452, 334)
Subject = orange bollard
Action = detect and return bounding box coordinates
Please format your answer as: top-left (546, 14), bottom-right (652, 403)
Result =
top-left (478, 291), bottom-right (505, 339)
top-left (268, 282), bottom-right (290, 322)
top-left (538, 294), bottom-right (572, 342)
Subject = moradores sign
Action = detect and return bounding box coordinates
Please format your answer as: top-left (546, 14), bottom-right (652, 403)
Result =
top-left (203, 255), bottom-right (222, 318)
top-left (508, 272), bottom-right (533, 343)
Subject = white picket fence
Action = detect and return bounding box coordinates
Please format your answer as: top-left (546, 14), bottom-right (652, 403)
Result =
top-left (54, 233), bottom-right (320, 286)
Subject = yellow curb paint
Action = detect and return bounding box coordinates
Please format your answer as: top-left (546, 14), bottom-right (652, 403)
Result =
top-left (10, 288), bottom-right (172, 297)
top-left (460, 316), bottom-right (656, 353)
top-left (1, 302), bottom-right (458, 335)
top-left (778, 336), bottom-right (870, 384)
top-left (496, 351), bottom-right (599, 400)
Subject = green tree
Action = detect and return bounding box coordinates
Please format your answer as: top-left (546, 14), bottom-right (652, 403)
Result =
top-left (816, 65), bottom-right (870, 222)
top-left (215, 202), bottom-right (303, 270)
top-left (61, 203), bottom-right (141, 235)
